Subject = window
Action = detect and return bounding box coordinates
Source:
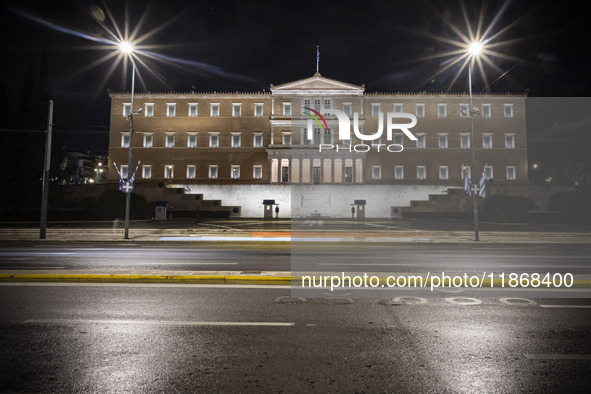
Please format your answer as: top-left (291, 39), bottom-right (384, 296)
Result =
top-left (164, 165), bottom-right (174, 179)
top-left (142, 165), bottom-right (151, 179)
top-left (323, 99), bottom-right (331, 115)
top-left (482, 134), bottom-right (492, 149)
top-left (210, 104), bottom-right (219, 117)
top-left (343, 103), bottom-right (352, 116)
top-left (394, 103), bottom-right (403, 113)
top-left (232, 103), bottom-right (241, 117)
top-left (506, 166), bottom-right (516, 180)
top-left (439, 166), bottom-right (448, 180)
top-left (417, 166), bottom-right (426, 180)
top-left (394, 166), bottom-right (404, 180)
top-left (143, 134), bottom-right (153, 148)
top-left (394, 135), bottom-right (403, 147)
top-left (165, 134), bottom-right (175, 148)
top-left (254, 104), bottom-right (263, 117)
top-left (209, 165), bottom-right (218, 179)
top-left (121, 133), bottom-right (130, 148)
top-left (372, 136), bottom-right (381, 148)
top-left (372, 166), bottom-right (382, 180)
top-left (314, 99), bottom-right (321, 111)
top-left (253, 165), bottom-right (263, 179)
top-left (187, 134), bottom-right (197, 148)
top-left (505, 134), bottom-right (515, 149)
top-left (504, 104), bottom-right (513, 118)
top-left (484, 166), bottom-right (493, 180)
top-left (438, 104), bottom-right (447, 118)
top-left (313, 128), bottom-right (321, 145)
top-left (145, 103), bottom-right (154, 117)
top-left (303, 99), bottom-right (311, 114)
top-left (188, 103), bottom-right (197, 117)
top-left (209, 134), bottom-right (219, 148)
top-left (462, 166), bottom-right (471, 179)
top-left (482, 104), bottom-right (491, 118)
top-left (123, 103), bottom-right (131, 116)
top-left (416, 134), bottom-right (425, 148)
top-left (460, 103), bottom-right (469, 117)
top-left (166, 103), bottom-right (176, 117)
top-left (186, 165), bottom-right (196, 179)
top-left (416, 103), bottom-right (425, 118)
top-left (120, 165), bottom-right (129, 179)
top-left (231, 165), bottom-right (240, 179)
top-left (232, 134), bottom-right (241, 148)
top-left (282, 133), bottom-right (292, 146)
top-left (460, 134), bottom-right (470, 149)
top-left (438, 134), bottom-right (448, 149)
top-left (253, 133), bottom-right (263, 148)
top-left (283, 103), bottom-right (291, 116)
top-left (371, 103), bottom-right (381, 117)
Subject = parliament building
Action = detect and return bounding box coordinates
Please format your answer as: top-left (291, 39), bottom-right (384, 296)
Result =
top-left (107, 73), bottom-right (528, 218)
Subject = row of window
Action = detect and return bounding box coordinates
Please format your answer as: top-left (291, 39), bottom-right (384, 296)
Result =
top-left (122, 101), bottom-right (515, 118)
top-left (123, 103), bottom-right (265, 118)
top-left (370, 165), bottom-right (516, 180)
top-left (118, 164), bottom-right (516, 181)
top-left (121, 133), bottom-right (264, 148)
top-left (119, 164), bottom-right (263, 180)
top-left (121, 131), bottom-right (516, 149)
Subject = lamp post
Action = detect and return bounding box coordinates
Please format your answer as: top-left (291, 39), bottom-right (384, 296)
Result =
top-left (468, 42), bottom-right (482, 241)
top-left (120, 41), bottom-right (135, 240)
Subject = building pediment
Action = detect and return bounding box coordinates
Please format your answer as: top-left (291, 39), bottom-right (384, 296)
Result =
top-left (270, 73), bottom-right (364, 96)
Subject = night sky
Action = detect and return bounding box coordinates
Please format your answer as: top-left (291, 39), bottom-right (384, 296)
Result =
top-left (1, 0), bottom-right (590, 152)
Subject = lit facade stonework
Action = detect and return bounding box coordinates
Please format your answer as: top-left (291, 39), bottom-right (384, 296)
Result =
top-left (107, 73), bottom-right (527, 217)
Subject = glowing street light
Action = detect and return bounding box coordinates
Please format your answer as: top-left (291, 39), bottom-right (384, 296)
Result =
top-left (120, 41), bottom-right (137, 240)
top-left (467, 41), bottom-right (482, 241)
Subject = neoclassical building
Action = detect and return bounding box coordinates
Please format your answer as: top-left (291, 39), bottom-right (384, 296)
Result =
top-left (107, 73), bottom-right (527, 217)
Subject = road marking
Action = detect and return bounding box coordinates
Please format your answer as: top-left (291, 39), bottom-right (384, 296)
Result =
top-left (539, 305), bottom-right (591, 309)
top-left (393, 296), bottom-right (428, 305)
top-left (444, 297), bottom-right (482, 305)
top-left (23, 319), bottom-right (294, 327)
top-left (0, 282), bottom-right (292, 289)
top-left (499, 298), bottom-right (537, 306)
top-left (134, 262), bottom-right (239, 265)
top-left (524, 354), bottom-right (591, 360)
top-left (0, 266), bottom-right (65, 269)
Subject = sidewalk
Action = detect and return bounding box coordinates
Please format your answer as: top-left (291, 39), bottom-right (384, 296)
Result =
top-left (0, 222), bottom-right (590, 244)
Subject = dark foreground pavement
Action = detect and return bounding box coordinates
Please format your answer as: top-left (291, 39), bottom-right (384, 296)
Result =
top-left (0, 283), bottom-right (590, 393)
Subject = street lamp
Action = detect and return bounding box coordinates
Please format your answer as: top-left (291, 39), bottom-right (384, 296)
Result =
top-left (467, 41), bottom-right (482, 241)
top-left (120, 41), bottom-right (136, 240)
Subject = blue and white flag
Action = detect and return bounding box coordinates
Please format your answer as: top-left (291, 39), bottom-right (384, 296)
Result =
top-left (463, 168), bottom-right (472, 196)
top-left (478, 169), bottom-right (486, 198)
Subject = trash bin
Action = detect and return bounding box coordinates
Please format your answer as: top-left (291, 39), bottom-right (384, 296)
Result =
top-left (155, 201), bottom-right (168, 220)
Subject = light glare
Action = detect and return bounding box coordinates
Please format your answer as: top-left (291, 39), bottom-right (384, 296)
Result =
top-left (468, 42), bottom-right (483, 57)
top-left (119, 41), bottom-right (134, 54)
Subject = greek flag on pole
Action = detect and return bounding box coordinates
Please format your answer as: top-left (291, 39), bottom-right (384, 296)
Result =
top-left (463, 168), bottom-right (472, 196)
top-left (478, 168), bottom-right (486, 198)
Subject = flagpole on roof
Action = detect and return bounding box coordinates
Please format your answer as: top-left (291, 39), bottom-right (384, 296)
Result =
top-left (316, 45), bottom-right (319, 74)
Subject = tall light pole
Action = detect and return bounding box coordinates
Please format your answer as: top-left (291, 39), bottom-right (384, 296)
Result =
top-left (468, 41), bottom-right (482, 241)
top-left (120, 41), bottom-right (135, 240)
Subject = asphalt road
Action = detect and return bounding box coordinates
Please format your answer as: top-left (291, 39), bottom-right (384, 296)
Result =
top-left (0, 243), bottom-right (590, 275)
top-left (0, 284), bottom-right (590, 392)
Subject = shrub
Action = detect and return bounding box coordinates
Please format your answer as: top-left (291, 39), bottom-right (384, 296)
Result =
top-left (96, 190), bottom-right (151, 220)
top-left (548, 190), bottom-right (591, 216)
top-left (483, 194), bottom-right (536, 222)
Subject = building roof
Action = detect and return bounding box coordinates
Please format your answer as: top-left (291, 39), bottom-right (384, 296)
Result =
top-left (270, 73), bottom-right (365, 96)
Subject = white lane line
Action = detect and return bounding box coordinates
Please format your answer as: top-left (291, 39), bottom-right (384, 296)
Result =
top-left (0, 283), bottom-right (292, 289)
top-left (524, 354), bottom-right (591, 360)
top-left (0, 266), bottom-right (65, 269)
top-left (539, 305), bottom-right (591, 309)
top-left (133, 262), bottom-right (239, 265)
top-left (23, 319), bottom-right (294, 327)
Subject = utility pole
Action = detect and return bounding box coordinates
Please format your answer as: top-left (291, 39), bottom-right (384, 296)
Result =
top-left (40, 100), bottom-right (54, 239)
